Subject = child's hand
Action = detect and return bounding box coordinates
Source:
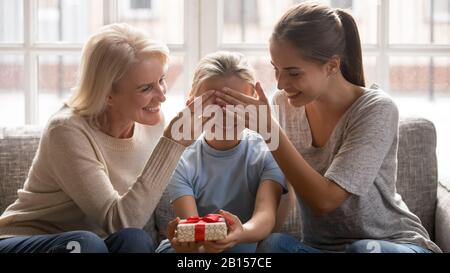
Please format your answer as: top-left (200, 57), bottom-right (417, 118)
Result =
top-left (202, 209), bottom-right (244, 252)
top-left (167, 217), bottom-right (202, 253)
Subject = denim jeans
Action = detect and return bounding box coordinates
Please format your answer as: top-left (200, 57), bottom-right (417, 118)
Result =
top-left (256, 233), bottom-right (433, 253)
top-left (155, 238), bottom-right (257, 253)
top-left (0, 228), bottom-right (155, 253)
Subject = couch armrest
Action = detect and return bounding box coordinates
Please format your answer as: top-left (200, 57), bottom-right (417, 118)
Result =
top-left (435, 181), bottom-right (450, 252)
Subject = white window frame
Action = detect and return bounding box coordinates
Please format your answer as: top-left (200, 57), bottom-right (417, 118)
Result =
top-left (1, 0), bottom-right (450, 125)
top-left (199, 0), bottom-right (450, 97)
top-left (0, 0), bottom-right (200, 125)
top-left (0, 0), bottom-right (82, 125)
top-left (426, 0), bottom-right (450, 24)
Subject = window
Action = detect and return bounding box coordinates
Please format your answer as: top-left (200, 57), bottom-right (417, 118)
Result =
top-left (0, 0), bottom-right (191, 126)
top-left (331, 0), bottom-right (352, 9)
top-left (0, 0), bottom-right (449, 183)
top-left (131, 0), bottom-right (152, 10)
top-left (120, 0), bottom-right (159, 20)
top-left (223, 0), bottom-right (259, 43)
top-left (430, 0), bottom-right (450, 24)
top-left (390, 0), bottom-right (450, 44)
top-left (0, 0), bottom-right (24, 43)
top-left (37, 0), bottom-right (103, 43)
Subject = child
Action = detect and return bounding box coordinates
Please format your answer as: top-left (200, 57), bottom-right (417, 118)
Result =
top-left (156, 51), bottom-right (287, 253)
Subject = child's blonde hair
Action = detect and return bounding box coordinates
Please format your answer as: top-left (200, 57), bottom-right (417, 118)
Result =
top-left (189, 51), bottom-right (256, 99)
top-left (67, 23), bottom-right (169, 127)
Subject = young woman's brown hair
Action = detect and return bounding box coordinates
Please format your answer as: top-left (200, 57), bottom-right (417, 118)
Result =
top-left (271, 2), bottom-right (365, 87)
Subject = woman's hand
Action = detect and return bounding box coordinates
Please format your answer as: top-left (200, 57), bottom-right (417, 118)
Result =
top-left (167, 217), bottom-right (202, 253)
top-left (202, 210), bottom-right (245, 253)
top-left (214, 82), bottom-right (273, 135)
top-left (164, 90), bottom-right (216, 147)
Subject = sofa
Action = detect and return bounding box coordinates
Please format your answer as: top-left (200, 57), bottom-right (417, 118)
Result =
top-left (1, 117), bottom-right (450, 252)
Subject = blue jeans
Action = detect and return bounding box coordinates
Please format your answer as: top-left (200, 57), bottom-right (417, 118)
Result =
top-left (156, 238), bottom-right (257, 253)
top-left (256, 233), bottom-right (433, 253)
top-left (0, 228), bottom-right (155, 253)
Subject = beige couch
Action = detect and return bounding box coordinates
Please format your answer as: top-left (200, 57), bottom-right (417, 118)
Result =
top-left (1, 117), bottom-right (450, 252)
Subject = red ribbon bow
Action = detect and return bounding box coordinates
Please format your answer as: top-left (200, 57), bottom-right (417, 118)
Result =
top-left (179, 214), bottom-right (223, 241)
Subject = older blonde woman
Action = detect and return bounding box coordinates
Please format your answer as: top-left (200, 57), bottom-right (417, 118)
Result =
top-left (0, 23), bottom-right (215, 253)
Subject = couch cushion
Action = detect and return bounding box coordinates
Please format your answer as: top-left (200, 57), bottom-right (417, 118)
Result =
top-left (0, 127), bottom-right (41, 213)
top-left (396, 118), bottom-right (437, 239)
top-left (278, 198), bottom-right (302, 240)
top-left (1, 118), bottom-right (439, 244)
top-left (152, 189), bottom-right (176, 243)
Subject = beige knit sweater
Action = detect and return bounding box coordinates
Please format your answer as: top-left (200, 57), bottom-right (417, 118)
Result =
top-left (0, 107), bottom-right (185, 239)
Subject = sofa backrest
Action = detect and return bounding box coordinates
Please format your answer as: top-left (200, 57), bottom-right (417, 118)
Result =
top-left (0, 127), bottom-right (41, 213)
top-left (0, 118), bottom-right (438, 241)
top-left (396, 118), bottom-right (438, 239)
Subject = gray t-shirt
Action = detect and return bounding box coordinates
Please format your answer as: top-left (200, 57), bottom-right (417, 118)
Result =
top-left (272, 87), bottom-right (441, 253)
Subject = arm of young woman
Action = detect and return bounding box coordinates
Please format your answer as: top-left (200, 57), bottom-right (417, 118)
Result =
top-left (215, 85), bottom-right (350, 216)
top-left (269, 95), bottom-right (399, 216)
top-left (271, 127), bottom-right (350, 216)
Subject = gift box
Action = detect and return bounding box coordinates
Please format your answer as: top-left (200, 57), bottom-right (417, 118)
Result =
top-left (176, 214), bottom-right (228, 242)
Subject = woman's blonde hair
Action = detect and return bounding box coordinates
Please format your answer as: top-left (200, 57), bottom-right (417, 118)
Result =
top-left (189, 51), bottom-right (255, 99)
top-left (67, 23), bottom-right (169, 126)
